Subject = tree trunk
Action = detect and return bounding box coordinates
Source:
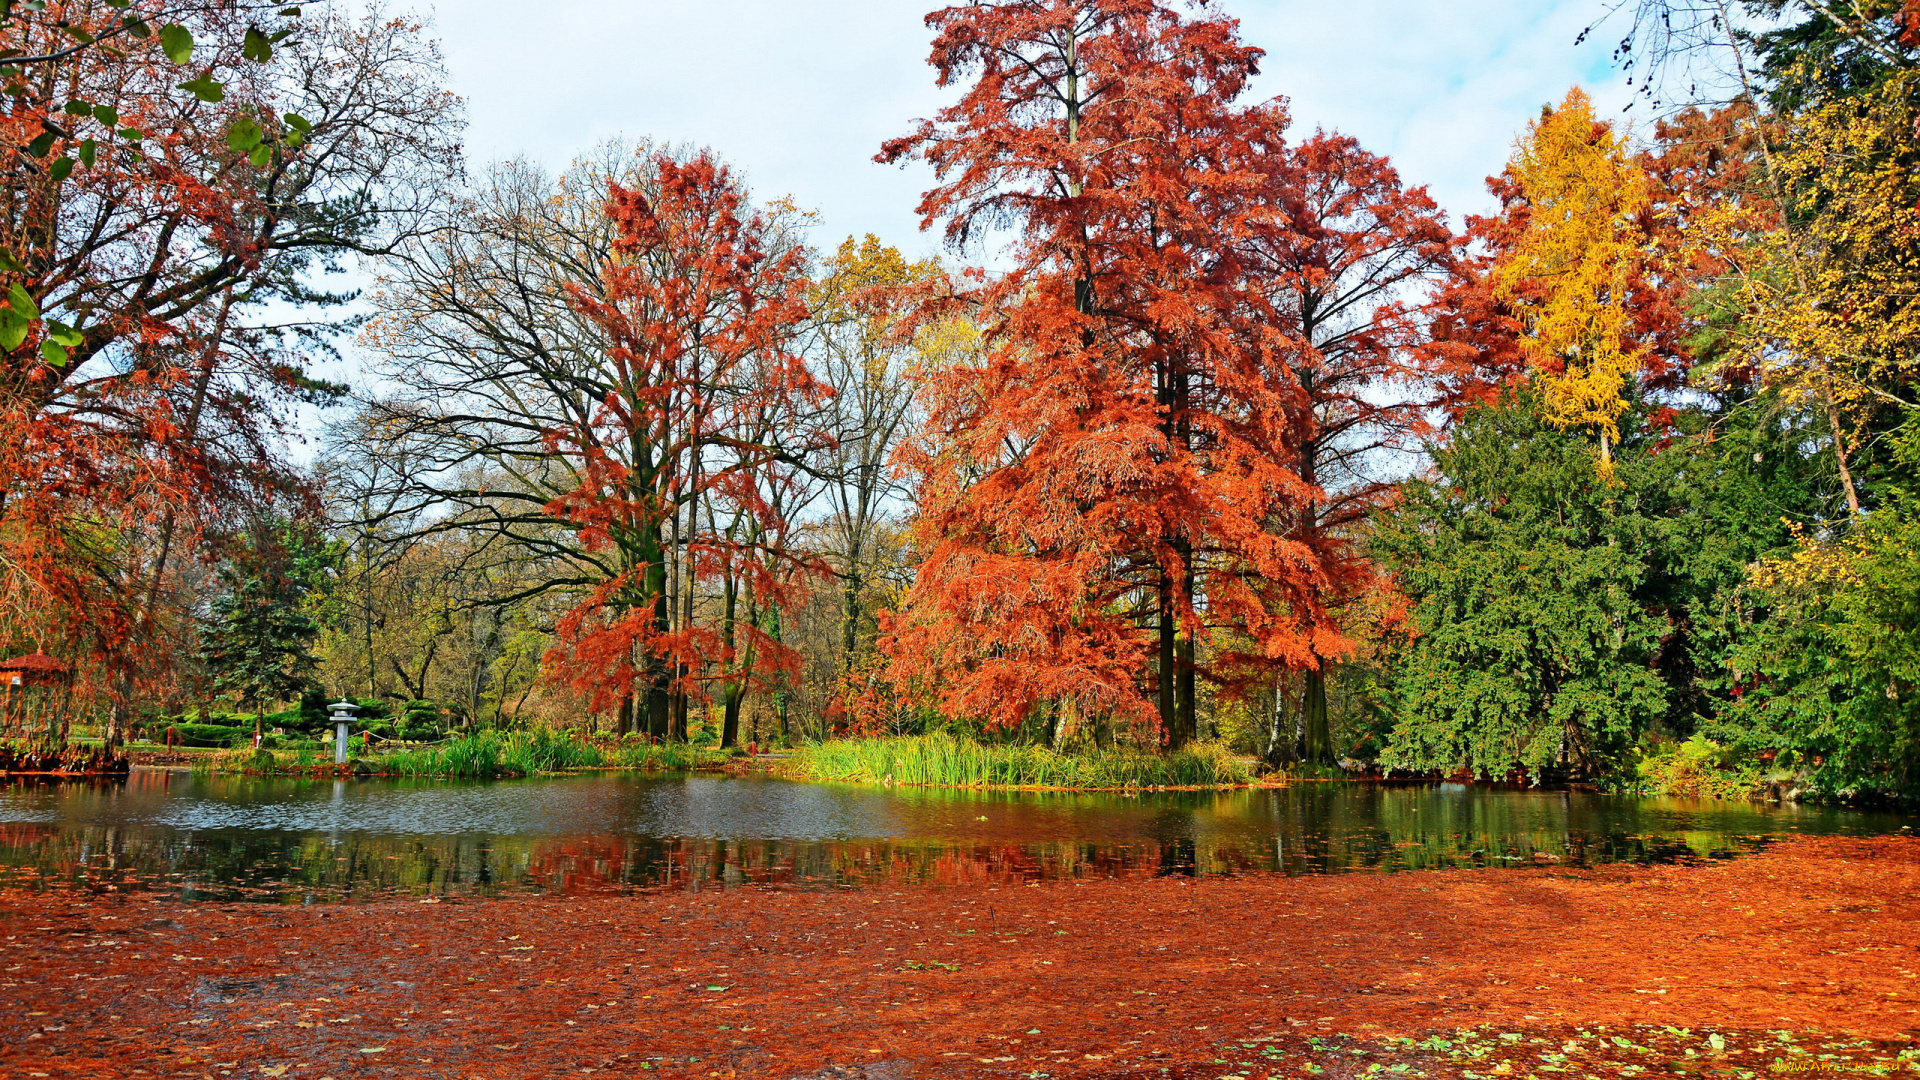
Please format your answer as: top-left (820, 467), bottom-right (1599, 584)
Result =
top-left (1158, 572), bottom-right (1180, 748)
top-left (1262, 676), bottom-right (1299, 769)
top-left (1300, 662), bottom-right (1333, 767)
top-left (722, 691), bottom-right (742, 750)
top-left (1175, 548), bottom-right (1197, 747)
top-left (616, 689), bottom-right (634, 737)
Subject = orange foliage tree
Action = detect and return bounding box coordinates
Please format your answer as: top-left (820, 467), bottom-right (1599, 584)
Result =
top-left (1231, 119), bottom-right (1452, 764)
top-left (540, 153), bottom-right (830, 743)
top-left (1424, 88), bottom-right (1692, 440)
top-left (0, 3), bottom-right (457, 738)
top-left (879, 0), bottom-right (1397, 747)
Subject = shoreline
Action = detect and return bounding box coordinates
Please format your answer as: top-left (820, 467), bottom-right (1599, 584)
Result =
top-left (2, 835), bottom-right (1915, 1077)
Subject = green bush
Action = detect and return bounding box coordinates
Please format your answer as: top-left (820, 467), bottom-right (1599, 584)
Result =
top-left (1635, 735), bottom-right (1764, 800)
top-left (396, 700), bottom-right (444, 741)
top-left (786, 733), bottom-right (1250, 789)
top-left (165, 722), bottom-right (252, 748)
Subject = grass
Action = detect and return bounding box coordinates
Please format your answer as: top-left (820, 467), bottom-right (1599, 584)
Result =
top-left (191, 728), bottom-right (733, 778)
top-left (380, 729), bottom-right (733, 777)
top-left (783, 733), bottom-right (1251, 790)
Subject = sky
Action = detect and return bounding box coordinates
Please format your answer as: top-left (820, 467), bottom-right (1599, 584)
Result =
top-left (422, 0), bottom-right (1643, 260)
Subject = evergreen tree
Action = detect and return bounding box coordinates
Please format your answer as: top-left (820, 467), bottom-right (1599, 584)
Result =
top-left (1372, 388), bottom-right (1826, 780)
top-left (198, 522), bottom-right (331, 743)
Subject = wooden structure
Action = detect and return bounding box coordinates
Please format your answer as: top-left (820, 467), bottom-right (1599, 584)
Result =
top-left (2, 651), bottom-right (73, 739)
top-left (0, 652), bottom-right (122, 774)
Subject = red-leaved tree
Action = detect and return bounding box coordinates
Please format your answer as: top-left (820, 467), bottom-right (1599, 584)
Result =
top-left (540, 153), bottom-right (830, 742)
top-left (0, 4), bottom-right (457, 740)
top-left (879, 0), bottom-right (1375, 747)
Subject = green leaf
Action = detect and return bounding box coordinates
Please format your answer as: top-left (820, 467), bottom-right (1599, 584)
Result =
top-left (282, 112), bottom-right (311, 134)
top-left (241, 27), bottom-right (272, 63)
top-left (25, 130), bottom-right (54, 157)
top-left (117, 126), bottom-right (144, 141)
top-left (248, 144), bottom-right (271, 168)
top-left (8, 282), bottom-right (39, 320)
top-left (123, 17), bottom-right (150, 38)
top-left (44, 319), bottom-right (82, 347)
top-left (278, 6), bottom-right (302, 16)
top-left (227, 117), bottom-right (263, 153)
top-left (39, 339), bottom-right (68, 366)
top-left (92, 104), bottom-right (117, 126)
top-left (63, 98), bottom-right (92, 116)
top-left (0, 308), bottom-right (28, 353)
top-left (0, 247), bottom-right (23, 273)
top-left (105, 0), bottom-right (131, 9)
top-left (47, 156), bottom-right (72, 182)
top-left (176, 75), bottom-right (224, 103)
top-left (284, 131), bottom-right (303, 149)
top-left (158, 23), bottom-right (193, 65)
top-left (77, 139), bottom-right (96, 168)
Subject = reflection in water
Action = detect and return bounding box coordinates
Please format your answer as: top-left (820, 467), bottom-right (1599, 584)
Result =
top-left (0, 769), bottom-right (1907, 902)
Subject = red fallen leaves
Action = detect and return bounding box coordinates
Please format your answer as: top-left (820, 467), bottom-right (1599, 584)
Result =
top-left (0, 835), bottom-right (1916, 1078)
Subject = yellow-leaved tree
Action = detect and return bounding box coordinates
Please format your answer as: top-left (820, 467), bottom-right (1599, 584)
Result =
top-left (1493, 87), bottom-right (1651, 474)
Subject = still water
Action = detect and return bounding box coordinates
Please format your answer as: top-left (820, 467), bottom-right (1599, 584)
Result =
top-left (0, 769), bottom-right (1908, 901)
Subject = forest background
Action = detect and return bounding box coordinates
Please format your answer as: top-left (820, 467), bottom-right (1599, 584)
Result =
top-left (2, 0), bottom-right (1917, 800)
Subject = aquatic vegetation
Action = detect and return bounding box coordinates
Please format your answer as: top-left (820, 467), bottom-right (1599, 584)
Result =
top-left (784, 733), bottom-right (1249, 789)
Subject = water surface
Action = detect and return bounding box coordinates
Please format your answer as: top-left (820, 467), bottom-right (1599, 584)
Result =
top-left (0, 770), bottom-right (1906, 901)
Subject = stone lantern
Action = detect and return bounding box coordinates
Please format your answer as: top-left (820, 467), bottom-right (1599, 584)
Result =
top-left (327, 700), bottom-right (362, 765)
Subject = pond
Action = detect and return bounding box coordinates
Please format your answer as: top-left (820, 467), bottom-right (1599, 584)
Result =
top-left (0, 769), bottom-right (1908, 902)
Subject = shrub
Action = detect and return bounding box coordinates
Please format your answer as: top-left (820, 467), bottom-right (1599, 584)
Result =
top-left (785, 733), bottom-right (1250, 789)
top-left (1635, 735), bottom-right (1764, 800)
top-left (165, 722), bottom-right (252, 748)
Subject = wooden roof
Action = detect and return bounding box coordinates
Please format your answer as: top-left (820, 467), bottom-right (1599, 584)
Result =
top-left (0, 652), bottom-right (71, 673)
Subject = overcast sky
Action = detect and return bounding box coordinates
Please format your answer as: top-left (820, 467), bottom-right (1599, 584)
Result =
top-left (422, 0), bottom-right (1640, 258)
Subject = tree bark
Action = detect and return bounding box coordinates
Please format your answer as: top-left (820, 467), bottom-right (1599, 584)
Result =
top-left (1300, 662), bottom-right (1333, 767)
top-left (1158, 572), bottom-right (1180, 748)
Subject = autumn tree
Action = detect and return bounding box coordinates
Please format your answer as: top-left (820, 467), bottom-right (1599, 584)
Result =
top-left (1485, 89), bottom-right (1656, 474)
top-left (361, 145), bottom-right (826, 743)
top-left (880, 0), bottom-right (1353, 748)
top-left (0, 3), bottom-right (460, 742)
top-left (1231, 119), bottom-right (1451, 766)
top-left (805, 237), bottom-right (948, 674)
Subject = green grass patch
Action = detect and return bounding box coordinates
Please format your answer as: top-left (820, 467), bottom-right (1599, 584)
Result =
top-left (371, 729), bottom-right (730, 778)
top-left (783, 733), bottom-right (1250, 789)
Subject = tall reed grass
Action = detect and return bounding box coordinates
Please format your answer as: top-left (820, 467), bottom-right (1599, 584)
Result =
top-left (784, 733), bottom-right (1249, 789)
top-left (381, 729), bottom-right (728, 778)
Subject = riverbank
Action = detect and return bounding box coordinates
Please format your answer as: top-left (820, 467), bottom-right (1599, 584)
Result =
top-left (1, 834), bottom-right (1914, 1078)
top-left (780, 733), bottom-right (1253, 790)
top-left (121, 731), bottom-right (1259, 790)
top-left (153, 729), bottom-right (737, 778)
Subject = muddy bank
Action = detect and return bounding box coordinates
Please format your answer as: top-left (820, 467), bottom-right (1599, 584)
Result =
top-left (1, 836), bottom-right (1916, 1078)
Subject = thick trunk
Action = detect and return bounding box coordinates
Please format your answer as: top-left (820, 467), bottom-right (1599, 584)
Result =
top-left (722, 691), bottom-right (742, 750)
top-left (840, 567), bottom-right (863, 671)
top-left (1175, 548), bottom-right (1197, 747)
top-left (719, 572), bottom-right (743, 749)
top-left (616, 689), bottom-right (634, 737)
top-left (646, 575), bottom-right (672, 742)
top-left (1300, 663), bottom-right (1333, 767)
top-left (769, 605), bottom-right (790, 742)
top-left (1158, 573), bottom-right (1180, 748)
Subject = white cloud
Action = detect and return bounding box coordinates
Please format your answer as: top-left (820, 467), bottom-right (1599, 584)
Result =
top-left (423, 0), bottom-right (1638, 252)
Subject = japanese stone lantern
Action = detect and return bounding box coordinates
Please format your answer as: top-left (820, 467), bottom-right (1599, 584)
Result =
top-left (327, 700), bottom-right (362, 765)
